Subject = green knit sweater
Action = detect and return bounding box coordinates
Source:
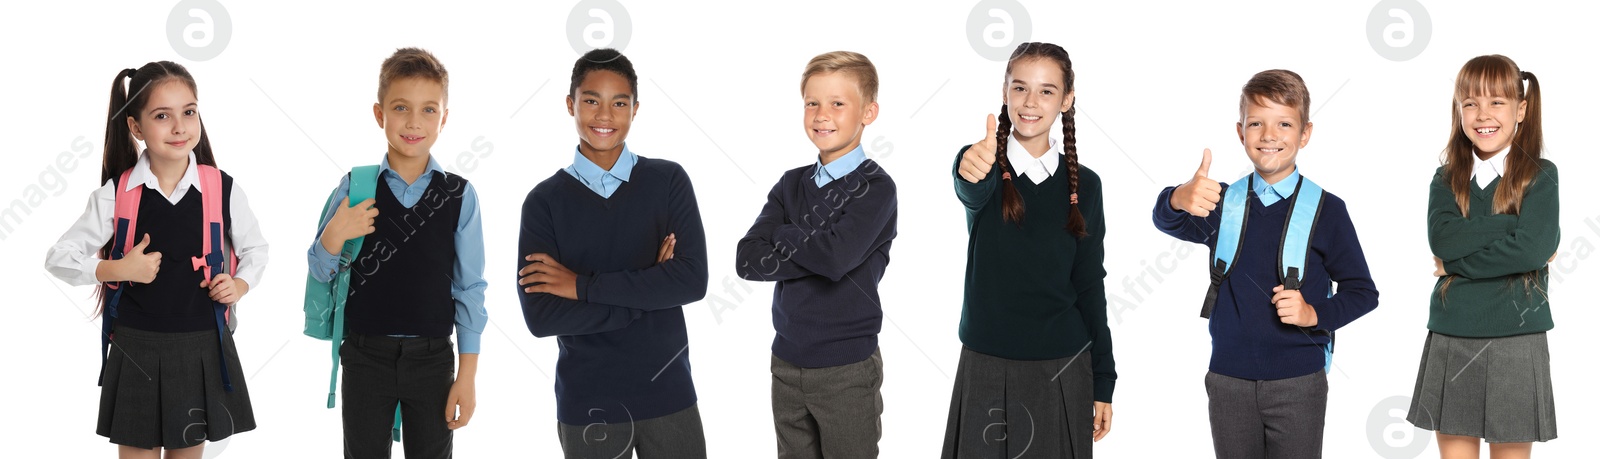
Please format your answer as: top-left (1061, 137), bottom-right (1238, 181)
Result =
top-left (1426, 159), bottom-right (1559, 337)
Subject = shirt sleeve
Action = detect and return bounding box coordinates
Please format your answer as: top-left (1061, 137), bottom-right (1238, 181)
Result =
top-left (452, 183), bottom-right (488, 354)
top-left (306, 175), bottom-right (352, 283)
top-left (226, 180), bottom-right (269, 289)
top-left (44, 179), bottom-right (117, 286)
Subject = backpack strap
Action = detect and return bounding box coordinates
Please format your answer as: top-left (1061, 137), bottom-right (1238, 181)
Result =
top-left (100, 168), bottom-right (143, 386)
top-left (193, 164), bottom-right (236, 392)
top-left (1275, 175), bottom-right (1334, 372)
top-left (1278, 176), bottom-right (1324, 290)
top-left (326, 165), bottom-right (381, 408)
top-left (1201, 175), bottom-right (1253, 318)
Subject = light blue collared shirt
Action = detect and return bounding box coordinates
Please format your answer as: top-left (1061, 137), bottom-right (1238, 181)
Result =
top-left (564, 145), bottom-right (637, 198)
top-left (1251, 168), bottom-right (1302, 207)
top-left (812, 145), bottom-right (867, 187)
top-left (306, 155), bottom-right (488, 354)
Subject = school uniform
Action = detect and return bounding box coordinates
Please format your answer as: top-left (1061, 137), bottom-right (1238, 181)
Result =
top-left (1409, 150), bottom-right (1559, 442)
top-left (1152, 167), bottom-right (1379, 459)
top-left (45, 150), bottom-right (267, 449)
top-left (518, 146), bottom-right (710, 459)
top-left (307, 155), bottom-right (488, 459)
top-left (942, 139), bottom-right (1113, 459)
top-left (734, 145), bottom-right (897, 459)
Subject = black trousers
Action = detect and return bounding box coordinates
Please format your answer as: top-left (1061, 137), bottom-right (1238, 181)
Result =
top-left (341, 334), bottom-right (456, 459)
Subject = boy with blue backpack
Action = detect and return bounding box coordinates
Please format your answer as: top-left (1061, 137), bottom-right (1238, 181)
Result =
top-left (303, 47), bottom-right (487, 459)
top-left (1154, 69), bottom-right (1379, 459)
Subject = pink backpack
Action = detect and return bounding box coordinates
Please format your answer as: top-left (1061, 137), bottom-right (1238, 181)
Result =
top-left (102, 164), bottom-right (240, 391)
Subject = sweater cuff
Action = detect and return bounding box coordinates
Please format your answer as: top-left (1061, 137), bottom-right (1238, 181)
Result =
top-left (1093, 377), bottom-right (1115, 403)
top-left (575, 273), bottom-right (593, 302)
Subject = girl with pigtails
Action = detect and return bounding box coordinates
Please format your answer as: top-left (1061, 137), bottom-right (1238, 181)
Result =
top-left (945, 42), bottom-right (1114, 458)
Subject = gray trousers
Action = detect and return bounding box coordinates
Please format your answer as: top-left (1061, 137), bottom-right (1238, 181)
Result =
top-left (1205, 370), bottom-right (1328, 459)
top-left (557, 404), bottom-right (707, 459)
top-left (771, 349), bottom-right (884, 459)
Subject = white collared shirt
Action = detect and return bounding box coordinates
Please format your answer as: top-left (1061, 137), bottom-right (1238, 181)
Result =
top-left (1005, 136), bottom-right (1063, 185)
top-left (45, 150), bottom-right (270, 289)
top-left (1473, 146), bottom-right (1511, 189)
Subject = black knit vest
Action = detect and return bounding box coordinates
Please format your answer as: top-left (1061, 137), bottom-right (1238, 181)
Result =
top-left (115, 173), bottom-right (234, 333)
top-left (344, 170), bottom-right (465, 337)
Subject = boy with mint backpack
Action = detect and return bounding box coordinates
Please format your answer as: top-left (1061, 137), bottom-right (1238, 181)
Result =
top-left (303, 47), bottom-right (487, 459)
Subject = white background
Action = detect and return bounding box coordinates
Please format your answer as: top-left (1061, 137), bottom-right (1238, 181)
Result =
top-left (2, 0), bottom-right (1596, 457)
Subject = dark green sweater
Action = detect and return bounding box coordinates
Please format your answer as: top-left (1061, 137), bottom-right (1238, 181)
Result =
top-left (1427, 159), bottom-right (1559, 337)
top-left (952, 146), bottom-right (1115, 403)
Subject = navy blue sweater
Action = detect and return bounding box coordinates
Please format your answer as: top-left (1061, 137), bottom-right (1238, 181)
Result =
top-left (517, 156), bottom-right (708, 425)
top-left (1153, 180), bottom-right (1379, 380)
top-left (735, 159), bottom-right (897, 368)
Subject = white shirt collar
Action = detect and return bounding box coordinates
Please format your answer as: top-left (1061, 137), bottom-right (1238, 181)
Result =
top-left (1473, 146), bottom-right (1510, 189)
top-left (1005, 136), bottom-right (1063, 185)
top-left (124, 150), bottom-right (200, 205)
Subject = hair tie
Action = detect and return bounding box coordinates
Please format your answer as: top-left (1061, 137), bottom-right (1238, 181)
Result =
top-left (1520, 71), bottom-right (1531, 80)
top-left (1070, 193), bottom-right (1079, 205)
top-left (1001, 171), bottom-right (1012, 181)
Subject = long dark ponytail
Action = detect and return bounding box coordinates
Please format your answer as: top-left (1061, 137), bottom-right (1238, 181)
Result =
top-left (995, 42), bottom-right (1086, 238)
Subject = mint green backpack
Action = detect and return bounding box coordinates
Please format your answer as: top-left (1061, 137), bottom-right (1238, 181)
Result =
top-left (302, 165), bottom-right (403, 442)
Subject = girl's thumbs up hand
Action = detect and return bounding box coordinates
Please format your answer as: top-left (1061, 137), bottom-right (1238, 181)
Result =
top-left (958, 114), bottom-right (1001, 184)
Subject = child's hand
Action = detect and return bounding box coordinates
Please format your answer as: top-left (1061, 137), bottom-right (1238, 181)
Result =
top-left (319, 197), bottom-right (379, 256)
top-left (656, 233), bottom-right (677, 264)
top-left (199, 273), bottom-right (249, 304)
top-left (520, 253), bottom-right (579, 300)
top-left (1169, 149), bottom-right (1222, 216)
top-left (957, 115), bottom-right (1000, 183)
top-left (1093, 401), bottom-right (1113, 442)
top-left (445, 375), bottom-right (476, 430)
top-left (1433, 256), bottom-right (1446, 277)
top-left (1271, 285), bottom-right (1317, 327)
top-left (120, 233), bottom-right (161, 283)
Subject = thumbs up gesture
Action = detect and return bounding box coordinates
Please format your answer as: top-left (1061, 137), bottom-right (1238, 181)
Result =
top-left (1169, 149), bottom-right (1223, 216)
top-left (958, 114), bottom-right (1001, 184)
top-left (121, 233), bottom-right (161, 284)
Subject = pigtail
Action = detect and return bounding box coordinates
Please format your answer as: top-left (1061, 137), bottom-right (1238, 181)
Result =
top-left (1063, 105), bottom-right (1087, 238)
top-left (1495, 70), bottom-right (1543, 216)
top-left (102, 68), bottom-right (142, 185)
top-left (996, 104), bottom-right (1025, 225)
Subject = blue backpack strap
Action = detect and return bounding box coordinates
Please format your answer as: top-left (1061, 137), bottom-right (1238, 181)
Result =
top-left (1201, 175), bottom-right (1254, 318)
top-left (1275, 175), bottom-right (1334, 372)
top-left (1278, 176), bottom-right (1324, 290)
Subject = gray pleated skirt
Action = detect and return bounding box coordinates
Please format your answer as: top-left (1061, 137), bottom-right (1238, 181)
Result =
top-left (1406, 331), bottom-right (1557, 443)
top-left (96, 325), bottom-right (256, 449)
top-left (942, 346), bottom-right (1095, 458)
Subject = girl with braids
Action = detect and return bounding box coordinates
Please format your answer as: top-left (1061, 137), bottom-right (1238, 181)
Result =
top-left (1410, 54), bottom-right (1559, 458)
top-left (946, 42), bottom-right (1113, 458)
top-left (45, 61), bottom-right (266, 458)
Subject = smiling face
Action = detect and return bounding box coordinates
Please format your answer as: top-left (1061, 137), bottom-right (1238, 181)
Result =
top-left (373, 77), bottom-right (448, 160)
top-left (127, 79), bottom-right (202, 163)
top-left (803, 71), bottom-right (878, 161)
top-left (1003, 57), bottom-right (1073, 154)
top-left (1457, 91), bottom-right (1526, 155)
top-left (1236, 98), bottom-right (1312, 183)
top-left (567, 69), bottom-right (637, 160)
